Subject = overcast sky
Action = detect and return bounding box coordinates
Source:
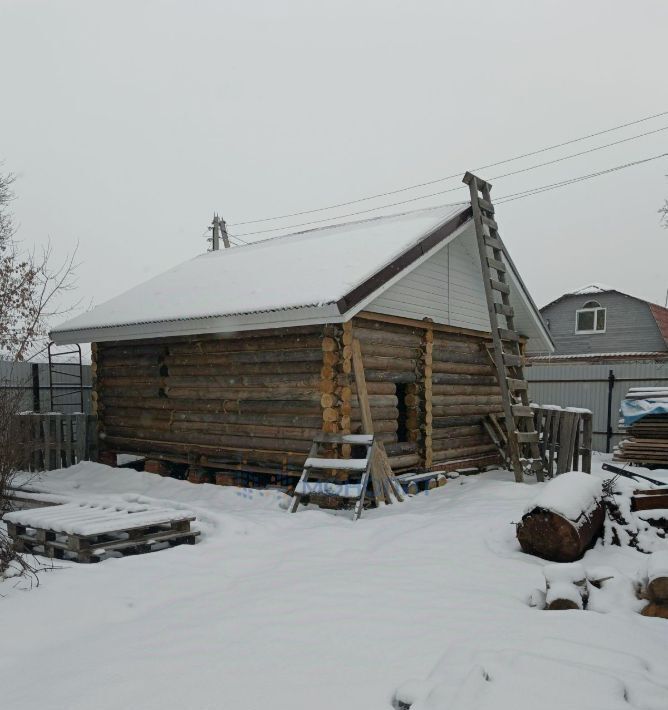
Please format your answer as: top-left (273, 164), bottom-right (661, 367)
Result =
top-left (1, 0), bottom-right (667, 330)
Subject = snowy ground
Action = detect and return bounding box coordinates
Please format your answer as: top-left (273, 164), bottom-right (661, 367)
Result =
top-left (1, 455), bottom-right (667, 710)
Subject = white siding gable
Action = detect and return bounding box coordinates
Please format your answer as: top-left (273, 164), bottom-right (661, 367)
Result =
top-left (366, 226), bottom-right (548, 350)
top-left (367, 227), bottom-right (490, 331)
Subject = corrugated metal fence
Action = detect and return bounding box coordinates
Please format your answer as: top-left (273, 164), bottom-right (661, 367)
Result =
top-left (526, 357), bottom-right (668, 453)
top-left (0, 359), bottom-right (92, 414)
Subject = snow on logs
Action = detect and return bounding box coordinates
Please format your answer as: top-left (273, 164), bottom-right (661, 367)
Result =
top-left (642, 550), bottom-right (668, 618)
top-left (517, 472), bottom-right (604, 562)
top-left (544, 562), bottom-right (588, 610)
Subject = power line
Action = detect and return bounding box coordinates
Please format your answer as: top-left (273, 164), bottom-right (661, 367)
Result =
top-left (231, 128), bottom-right (668, 239)
top-left (233, 151), bottom-right (668, 243)
top-left (229, 109), bottom-right (668, 227)
top-left (494, 152), bottom-right (668, 205)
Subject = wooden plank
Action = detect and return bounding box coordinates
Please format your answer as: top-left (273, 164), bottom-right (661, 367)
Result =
top-left (494, 303), bottom-right (515, 317)
top-left (351, 339), bottom-right (374, 436)
top-left (503, 353), bottom-right (523, 367)
top-left (54, 414), bottom-right (63, 469)
top-left (581, 413), bottom-right (593, 474)
top-left (481, 214), bottom-right (499, 231)
top-left (498, 328), bottom-right (520, 342)
top-left (486, 257), bottom-right (506, 273)
top-left (507, 378), bottom-right (528, 391)
top-left (512, 405), bottom-right (534, 417)
top-left (43, 415), bottom-right (51, 471)
top-left (515, 431), bottom-right (539, 443)
top-left (63, 415), bottom-right (73, 467)
top-left (478, 197), bottom-right (495, 214)
top-left (490, 279), bottom-right (510, 294)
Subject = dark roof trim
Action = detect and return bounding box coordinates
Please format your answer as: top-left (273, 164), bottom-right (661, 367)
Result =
top-left (336, 207), bottom-right (472, 314)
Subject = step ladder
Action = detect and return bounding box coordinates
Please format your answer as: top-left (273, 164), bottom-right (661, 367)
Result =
top-left (290, 433), bottom-right (375, 520)
top-left (463, 172), bottom-right (543, 483)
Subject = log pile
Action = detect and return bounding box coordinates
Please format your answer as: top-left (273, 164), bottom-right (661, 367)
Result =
top-left (517, 471), bottom-right (604, 562)
top-left (614, 414), bottom-right (668, 467)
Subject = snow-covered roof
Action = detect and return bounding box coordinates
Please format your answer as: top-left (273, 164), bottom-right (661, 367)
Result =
top-left (51, 204), bottom-right (553, 349)
top-left (570, 283), bottom-right (615, 295)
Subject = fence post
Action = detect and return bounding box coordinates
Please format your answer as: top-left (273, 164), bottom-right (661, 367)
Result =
top-left (605, 369), bottom-right (616, 453)
top-left (31, 363), bottom-right (40, 412)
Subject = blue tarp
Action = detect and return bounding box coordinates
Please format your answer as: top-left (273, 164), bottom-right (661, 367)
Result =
top-left (621, 397), bottom-right (668, 426)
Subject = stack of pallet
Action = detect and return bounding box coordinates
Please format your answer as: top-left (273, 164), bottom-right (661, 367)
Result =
top-left (614, 388), bottom-right (668, 467)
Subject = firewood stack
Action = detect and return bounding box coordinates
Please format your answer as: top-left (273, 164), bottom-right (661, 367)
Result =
top-left (614, 388), bottom-right (668, 467)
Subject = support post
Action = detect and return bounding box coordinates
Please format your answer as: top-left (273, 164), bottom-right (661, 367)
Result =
top-left (606, 369), bottom-right (615, 454)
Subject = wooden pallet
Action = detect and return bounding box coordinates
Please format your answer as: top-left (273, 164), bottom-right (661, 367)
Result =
top-left (4, 502), bottom-right (199, 563)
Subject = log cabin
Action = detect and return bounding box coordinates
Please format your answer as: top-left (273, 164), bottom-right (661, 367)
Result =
top-left (50, 204), bottom-right (554, 485)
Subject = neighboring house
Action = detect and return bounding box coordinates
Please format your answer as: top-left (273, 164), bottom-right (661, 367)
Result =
top-left (527, 284), bottom-right (668, 453)
top-left (50, 205), bottom-right (553, 483)
top-left (539, 284), bottom-right (668, 356)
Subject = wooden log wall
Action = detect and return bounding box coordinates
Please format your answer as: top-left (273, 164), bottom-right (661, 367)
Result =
top-left (429, 329), bottom-right (502, 470)
top-left (352, 314), bottom-right (502, 473)
top-left (96, 326), bottom-right (330, 474)
top-left (95, 314), bottom-right (503, 479)
top-left (351, 318), bottom-right (423, 472)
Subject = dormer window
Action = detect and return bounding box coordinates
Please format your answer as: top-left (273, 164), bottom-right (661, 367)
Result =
top-left (575, 300), bottom-right (606, 334)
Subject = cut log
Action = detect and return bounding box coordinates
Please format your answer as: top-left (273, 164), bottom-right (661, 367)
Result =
top-left (544, 562), bottom-right (587, 610)
top-left (517, 472), bottom-right (604, 562)
top-left (647, 550), bottom-right (668, 603)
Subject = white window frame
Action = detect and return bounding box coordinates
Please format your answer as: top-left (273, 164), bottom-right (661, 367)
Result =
top-left (575, 301), bottom-right (606, 334)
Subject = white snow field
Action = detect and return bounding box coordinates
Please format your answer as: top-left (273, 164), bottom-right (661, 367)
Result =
top-left (1, 455), bottom-right (667, 710)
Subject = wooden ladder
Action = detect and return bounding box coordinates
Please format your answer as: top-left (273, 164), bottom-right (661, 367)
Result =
top-left (463, 172), bottom-right (543, 483)
top-left (290, 433), bottom-right (376, 520)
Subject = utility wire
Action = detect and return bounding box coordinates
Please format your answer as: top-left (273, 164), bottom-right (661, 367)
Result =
top-left (494, 152), bottom-right (668, 205)
top-left (232, 151), bottom-right (668, 244)
top-left (229, 109), bottom-right (668, 227)
top-left (231, 129), bottom-right (668, 239)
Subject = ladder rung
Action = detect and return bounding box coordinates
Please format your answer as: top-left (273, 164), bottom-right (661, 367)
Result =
top-left (313, 433), bottom-right (373, 445)
top-left (494, 303), bottom-right (514, 317)
top-left (490, 279), bottom-right (510, 295)
top-left (485, 235), bottom-right (504, 250)
top-left (507, 378), bottom-right (528, 391)
top-left (304, 457), bottom-right (368, 471)
top-left (487, 257), bottom-right (506, 273)
top-left (512, 405), bottom-right (534, 417)
top-left (503, 354), bottom-right (523, 367)
top-left (482, 214), bottom-right (499, 231)
top-left (478, 197), bottom-right (495, 214)
top-left (498, 328), bottom-right (520, 342)
top-left (515, 431), bottom-right (539, 443)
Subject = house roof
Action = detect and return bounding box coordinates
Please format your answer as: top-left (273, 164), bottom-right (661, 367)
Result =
top-left (51, 204), bottom-right (553, 350)
top-left (541, 285), bottom-right (668, 348)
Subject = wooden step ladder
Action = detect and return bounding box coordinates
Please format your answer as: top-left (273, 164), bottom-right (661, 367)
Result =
top-left (463, 172), bottom-right (543, 483)
top-left (290, 433), bottom-right (375, 520)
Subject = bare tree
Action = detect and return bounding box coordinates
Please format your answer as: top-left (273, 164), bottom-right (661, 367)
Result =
top-left (0, 168), bottom-right (77, 579)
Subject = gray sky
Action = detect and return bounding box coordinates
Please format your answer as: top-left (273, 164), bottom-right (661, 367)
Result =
top-left (2, 0), bottom-right (668, 328)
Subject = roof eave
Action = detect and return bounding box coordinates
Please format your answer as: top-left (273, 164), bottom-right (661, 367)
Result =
top-left (50, 303), bottom-right (344, 344)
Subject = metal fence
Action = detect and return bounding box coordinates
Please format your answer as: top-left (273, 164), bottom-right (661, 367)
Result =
top-left (0, 359), bottom-right (92, 414)
top-left (526, 357), bottom-right (668, 453)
